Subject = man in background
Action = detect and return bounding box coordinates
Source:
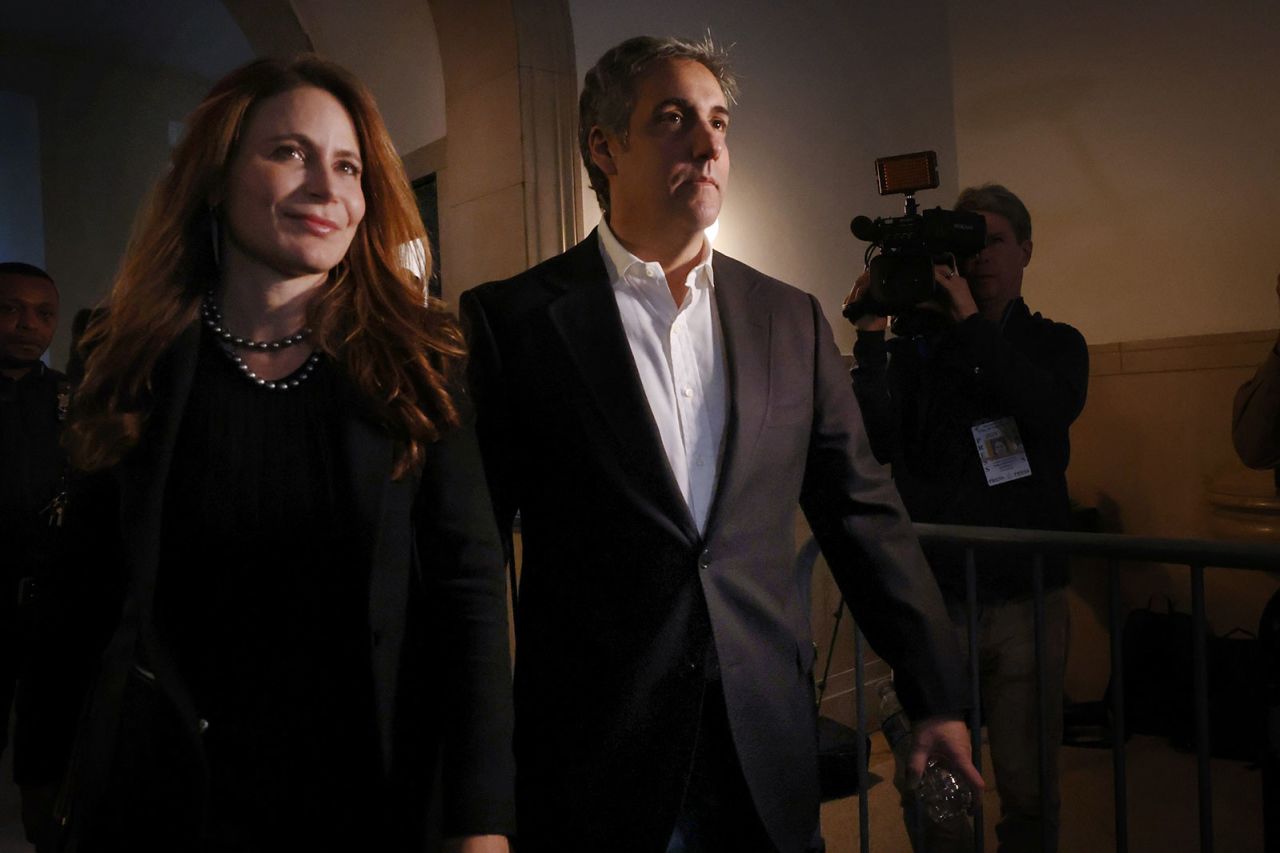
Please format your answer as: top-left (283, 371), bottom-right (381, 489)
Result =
top-left (1230, 272), bottom-right (1280, 851)
top-left (0, 262), bottom-right (68, 849)
top-left (848, 185), bottom-right (1088, 852)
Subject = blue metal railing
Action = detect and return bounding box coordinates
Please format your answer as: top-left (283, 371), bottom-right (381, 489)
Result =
top-left (807, 523), bottom-right (1280, 853)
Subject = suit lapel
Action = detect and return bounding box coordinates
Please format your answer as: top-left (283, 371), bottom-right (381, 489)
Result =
top-left (546, 233), bottom-right (698, 542)
top-left (705, 257), bottom-right (770, 534)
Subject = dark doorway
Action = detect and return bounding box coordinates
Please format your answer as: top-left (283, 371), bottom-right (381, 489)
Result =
top-left (412, 173), bottom-right (441, 300)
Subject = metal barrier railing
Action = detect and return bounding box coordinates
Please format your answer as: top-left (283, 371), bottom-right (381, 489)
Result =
top-left (807, 523), bottom-right (1280, 853)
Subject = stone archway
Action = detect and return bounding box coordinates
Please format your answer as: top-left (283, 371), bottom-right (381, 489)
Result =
top-left (225, 0), bottom-right (581, 305)
top-left (429, 0), bottom-right (581, 303)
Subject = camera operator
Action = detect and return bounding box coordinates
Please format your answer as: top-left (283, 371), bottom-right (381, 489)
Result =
top-left (846, 184), bottom-right (1088, 853)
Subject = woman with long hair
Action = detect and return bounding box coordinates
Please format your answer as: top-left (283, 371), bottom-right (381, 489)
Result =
top-left (25, 55), bottom-right (513, 852)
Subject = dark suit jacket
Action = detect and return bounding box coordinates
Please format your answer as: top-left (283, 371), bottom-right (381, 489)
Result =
top-left (461, 231), bottom-right (965, 853)
top-left (23, 324), bottom-right (514, 851)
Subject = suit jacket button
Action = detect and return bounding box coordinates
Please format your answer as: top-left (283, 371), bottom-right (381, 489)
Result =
top-left (196, 718), bottom-right (209, 735)
top-left (681, 660), bottom-right (700, 677)
top-left (698, 551), bottom-right (711, 570)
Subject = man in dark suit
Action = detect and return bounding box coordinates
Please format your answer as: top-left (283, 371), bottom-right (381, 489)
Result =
top-left (0, 262), bottom-right (69, 849)
top-left (461, 35), bottom-right (980, 853)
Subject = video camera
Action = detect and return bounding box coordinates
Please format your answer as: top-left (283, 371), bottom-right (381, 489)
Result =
top-left (842, 151), bottom-right (985, 322)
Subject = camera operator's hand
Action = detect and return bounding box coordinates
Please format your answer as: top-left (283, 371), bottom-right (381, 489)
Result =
top-left (844, 269), bottom-right (888, 331)
top-left (933, 264), bottom-right (979, 324)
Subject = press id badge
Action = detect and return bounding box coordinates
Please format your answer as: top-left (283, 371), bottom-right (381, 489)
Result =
top-left (971, 417), bottom-right (1032, 486)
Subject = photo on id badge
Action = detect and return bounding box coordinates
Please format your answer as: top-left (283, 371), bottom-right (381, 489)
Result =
top-left (971, 416), bottom-right (1031, 486)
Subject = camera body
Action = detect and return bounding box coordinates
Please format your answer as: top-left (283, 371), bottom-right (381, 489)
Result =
top-left (843, 151), bottom-right (986, 321)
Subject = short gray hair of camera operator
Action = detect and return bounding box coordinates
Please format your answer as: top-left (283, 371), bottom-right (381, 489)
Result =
top-left (956, 184), bottom-right (1032, 244)
top-left (579, 34), bottom-right (739, 215)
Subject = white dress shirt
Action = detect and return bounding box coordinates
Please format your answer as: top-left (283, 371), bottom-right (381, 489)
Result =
top-left (598, 220), bottom-right (728, 534)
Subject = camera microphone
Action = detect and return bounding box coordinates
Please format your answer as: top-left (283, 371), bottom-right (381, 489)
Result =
top-left (850, 216), bottom-right (879, 242)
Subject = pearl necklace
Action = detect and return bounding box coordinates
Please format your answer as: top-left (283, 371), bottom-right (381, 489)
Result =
top-left (201, 294), bottom-right (311, 351)
top-left (221, 347), bottom-right (322, 391)
top-left (201, 294), bottom-right (322, 391)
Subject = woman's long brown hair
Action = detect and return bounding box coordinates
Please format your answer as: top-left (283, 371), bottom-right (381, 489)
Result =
top-left (66, 55), bottom-right (461, 479)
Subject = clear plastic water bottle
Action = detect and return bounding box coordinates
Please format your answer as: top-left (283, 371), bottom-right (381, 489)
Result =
top-left (878, 681), bottom-right (973, 823)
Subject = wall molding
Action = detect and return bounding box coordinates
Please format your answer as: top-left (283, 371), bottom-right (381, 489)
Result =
top-left (1089, 329), bottom-right (1277, 377)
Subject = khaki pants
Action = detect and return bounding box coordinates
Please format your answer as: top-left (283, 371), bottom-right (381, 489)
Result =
top-left (895, 589), bottom-right (1069, 853)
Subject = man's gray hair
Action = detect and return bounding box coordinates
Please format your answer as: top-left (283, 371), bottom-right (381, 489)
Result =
top-left (955, 184), bottom-right (1032, 244)
top-left (579, 34), bottom-right (738, 214)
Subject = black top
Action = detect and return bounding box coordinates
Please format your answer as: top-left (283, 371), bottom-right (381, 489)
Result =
top-left (155, 336), bottom-right (383, 845)
top-left (852, 299), bottom-right (1089, 602)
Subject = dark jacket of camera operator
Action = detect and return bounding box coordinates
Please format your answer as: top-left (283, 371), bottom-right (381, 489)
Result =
top-left (847, 194), bottom-right (1088, 604)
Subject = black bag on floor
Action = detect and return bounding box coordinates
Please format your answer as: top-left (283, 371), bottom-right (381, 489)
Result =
top-left (1116, 596), bottom-right (1262, 761)
top-left (1120, 597), bottom-right (1193, 740)
top-left (1198, 628), bottom-right (1263, 762)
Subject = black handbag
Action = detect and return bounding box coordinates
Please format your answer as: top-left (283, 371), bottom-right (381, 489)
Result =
top-left (52, 663), bottom-right (208, 853)
top-left (1120, 596), bottom-right (1194, 740)
top-left (1197, 627), bottom-right (1263, 762)
top-left (1115, 596), bottom-right (1262, 761)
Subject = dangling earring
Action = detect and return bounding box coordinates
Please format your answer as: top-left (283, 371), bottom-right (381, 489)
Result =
top-left (209, 207), bottom-right (221, 268)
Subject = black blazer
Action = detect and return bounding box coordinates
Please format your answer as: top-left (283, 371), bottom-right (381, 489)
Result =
top-left (26, 324), bottom-right (514, 850)
top-left (461, 232), bottom-right (964, 853)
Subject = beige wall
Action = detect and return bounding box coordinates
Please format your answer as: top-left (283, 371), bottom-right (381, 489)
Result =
top-left (430, 0), bottom-right (526, 305)
top-left (429, 0), bottom-right (578, 307)
top-left (1065, 331), bottom-right (1280, 696)
top-left (1073, 332), bottom-right (1275, 539)
top-left (948, 0), bottom-right (1280, 346)
top-left (561, 3), bottom-right (1280, 349)
top-left (293, 0), bottom-right (447, 157)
